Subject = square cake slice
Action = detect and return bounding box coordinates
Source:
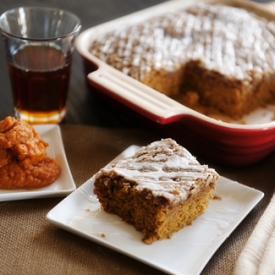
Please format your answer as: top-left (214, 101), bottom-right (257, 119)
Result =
top-left (94, 138), bottom-right (219, 244)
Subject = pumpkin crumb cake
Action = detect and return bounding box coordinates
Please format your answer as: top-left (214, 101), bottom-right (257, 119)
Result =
top-left (90, 2), bottom-right (275, 121)
top-left (93, 138), bottom-right (219, 244)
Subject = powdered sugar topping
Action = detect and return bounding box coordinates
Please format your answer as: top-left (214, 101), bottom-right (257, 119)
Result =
top-left (90, 3), bottom-right (275, 82)
top-left (97, 139), bottom-right (219, 203)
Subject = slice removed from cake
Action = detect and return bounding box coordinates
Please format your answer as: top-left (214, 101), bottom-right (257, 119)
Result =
top-left (93, 138), bottom-right (219, 244)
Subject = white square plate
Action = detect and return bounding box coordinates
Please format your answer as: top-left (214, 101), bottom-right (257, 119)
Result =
top-left (46, 145), bottom-right (264, 275)
top-left (0, 124), bottom-right (76, 202)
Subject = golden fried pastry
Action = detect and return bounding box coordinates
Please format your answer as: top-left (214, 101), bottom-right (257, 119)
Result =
top-left (0, 116), bottom-right (60, 189)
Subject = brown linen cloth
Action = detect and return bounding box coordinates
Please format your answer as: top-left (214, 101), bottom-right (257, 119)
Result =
top-left (0, 125), bottom-right (274, 275)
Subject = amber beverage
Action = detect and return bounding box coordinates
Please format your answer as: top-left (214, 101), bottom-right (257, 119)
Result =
top-left (0, 7), bottom-right (81, 123)
top-left (8, 44), bottom-right (71, 123)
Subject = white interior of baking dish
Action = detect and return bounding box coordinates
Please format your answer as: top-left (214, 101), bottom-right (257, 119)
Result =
top-left (76, 0), bottom-right (275, 130)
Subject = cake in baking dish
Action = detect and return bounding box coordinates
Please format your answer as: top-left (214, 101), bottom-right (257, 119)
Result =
top-left (93, 138), bottom-right (219, 244)
top-left (89, 2), bottom-right (275, 121)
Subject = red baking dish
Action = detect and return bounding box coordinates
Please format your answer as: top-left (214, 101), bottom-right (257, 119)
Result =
top-left (76, 0), bottom-right (275, 166)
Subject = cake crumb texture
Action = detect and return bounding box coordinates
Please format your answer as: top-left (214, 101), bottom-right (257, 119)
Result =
top-left (90, 3), bottom-right (275, 120)
top-left (94, 138), bottom-right (219, 244)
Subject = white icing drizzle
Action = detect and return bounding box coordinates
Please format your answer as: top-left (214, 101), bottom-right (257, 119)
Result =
top-left (90, 3), bottom-right (275, 82)
top-left (96, 139), bottom-right (219, 204)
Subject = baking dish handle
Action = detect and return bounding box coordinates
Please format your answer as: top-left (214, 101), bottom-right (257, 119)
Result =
top-left (87, 66), bottom-right (198, 124)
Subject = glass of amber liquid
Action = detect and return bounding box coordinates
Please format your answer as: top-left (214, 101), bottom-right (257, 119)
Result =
top-left (0, 7), bottom-right (81, 123)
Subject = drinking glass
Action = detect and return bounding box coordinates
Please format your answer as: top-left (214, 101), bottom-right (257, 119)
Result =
top-left (0, 7), bottom-right (81, 123)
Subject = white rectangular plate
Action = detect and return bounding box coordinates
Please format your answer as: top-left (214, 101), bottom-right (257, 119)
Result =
top-left (46, 145), bottom-right (264, 275)
top-left (0, 124), bottom-right (76, 202)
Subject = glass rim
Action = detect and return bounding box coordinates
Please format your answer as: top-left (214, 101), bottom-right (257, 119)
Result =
top-left (0, 6), bottom-right (81, 41)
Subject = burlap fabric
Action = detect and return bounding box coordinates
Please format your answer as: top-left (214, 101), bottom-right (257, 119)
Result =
top-left (1, 125), bottom-right (274, 275)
